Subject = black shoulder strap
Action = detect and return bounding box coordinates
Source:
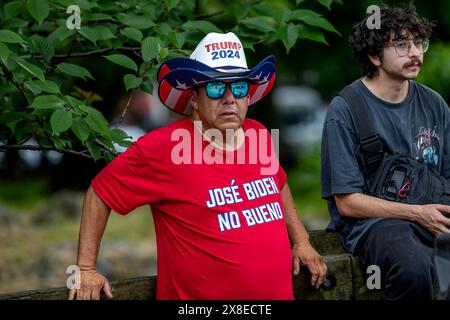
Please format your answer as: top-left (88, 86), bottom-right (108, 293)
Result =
top-left (338, 85), bottom-right (385, 171)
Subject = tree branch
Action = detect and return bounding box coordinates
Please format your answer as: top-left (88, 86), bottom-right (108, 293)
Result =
top-left (195, 10), bottom-right (225, 20)
top-left (21, 47), bottom-right (141, 60)
top-left (1, 65), bottom-right (30, 103)
top-left (0, 144), bottom-right (93, 159)
top-left (120, 88), bottom-right (136, 123)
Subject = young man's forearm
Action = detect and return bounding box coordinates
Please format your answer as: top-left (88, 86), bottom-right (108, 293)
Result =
top-left (335, 193), bottom-right (450, 234)
top-left (76, 185), bottom-right (111, 271)
top-left (335, 192), bottom-right (421, 220)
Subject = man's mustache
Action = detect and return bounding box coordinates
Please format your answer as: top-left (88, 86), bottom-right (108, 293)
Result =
top-left (403, 59), bottom-right (422, 68)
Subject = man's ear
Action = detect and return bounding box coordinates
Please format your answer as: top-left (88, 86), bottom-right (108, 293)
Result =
top-left (190, 89), bottom-right (199, 111)
top-left (368, 54), bottom-right (381, 67)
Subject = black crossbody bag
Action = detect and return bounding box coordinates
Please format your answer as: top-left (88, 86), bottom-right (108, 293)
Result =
top-left (338, 85), bottom-right (450, 205)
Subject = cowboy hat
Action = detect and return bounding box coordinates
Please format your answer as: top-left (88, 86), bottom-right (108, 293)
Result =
top-left (157, 32), bottom-right (276, 115)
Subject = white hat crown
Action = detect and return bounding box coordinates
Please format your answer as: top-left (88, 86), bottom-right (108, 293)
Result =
top-left (190, 32), bottom-right (248, 73)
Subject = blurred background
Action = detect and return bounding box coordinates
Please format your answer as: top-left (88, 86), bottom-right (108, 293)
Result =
top-left (1, 0), bottom-right (449, 293)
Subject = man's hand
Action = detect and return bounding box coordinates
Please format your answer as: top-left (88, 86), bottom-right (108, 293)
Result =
top-left (68, 270), bottom-right (113, 300)
top-left (415, 204), bottom-right (450, 235)
top-left (292, 242), bottom-right (328, 289)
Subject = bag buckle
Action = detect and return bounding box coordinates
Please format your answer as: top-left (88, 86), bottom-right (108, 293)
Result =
top-left (358, 134), bottom-right (385, 167)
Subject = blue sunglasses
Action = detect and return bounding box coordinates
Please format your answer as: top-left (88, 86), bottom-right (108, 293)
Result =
top-left (205, 81), bottom-right (249, 99)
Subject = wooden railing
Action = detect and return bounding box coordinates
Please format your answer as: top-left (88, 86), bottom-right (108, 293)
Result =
top-left (0, 230), bottom-right (387, 300)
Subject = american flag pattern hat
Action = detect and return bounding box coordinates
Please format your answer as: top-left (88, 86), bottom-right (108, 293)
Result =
top-left (157, 32), bottom-right (276, 116)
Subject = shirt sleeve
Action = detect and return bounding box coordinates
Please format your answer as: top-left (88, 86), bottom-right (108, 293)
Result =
top-left (91, 137), bottom-right (163, 215)
top-left (443, 116), bottom-right (450, 179)
top-left (321, 97), bottom-right (365, 200)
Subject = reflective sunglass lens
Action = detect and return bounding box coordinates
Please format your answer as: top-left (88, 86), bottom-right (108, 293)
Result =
top-left (206, 82), bottom-right (226, 99)
top-left (230, 82), bottom-right (249, 98)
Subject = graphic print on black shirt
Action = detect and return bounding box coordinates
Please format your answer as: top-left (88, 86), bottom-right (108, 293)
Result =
top-left (414, 126), bottom-right (440, 169)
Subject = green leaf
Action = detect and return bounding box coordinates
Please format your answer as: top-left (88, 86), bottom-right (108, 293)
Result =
top-left (123, 74), bottom-right (142, 91)
top-left (252, 3), bottom-right (275, 17)
top-left (84, 13), bottom-right (114, 21)
top-left (13, 56), bottom-right (45, 81)
top-left (4, 1), bottom-right (25, 19)
top-left (85, 140), bottom-right (102, 161)
top-left (159, 47), bottom-right (169, 60)
top-left (31, 37), bottom-right (54, 62)
top-left (57, 62), bottom-right (95, 81)
top-left (30, 95), bottom-right (65, 109)
top-left (240, 17), bottom-right (275, 33)
top-left (81, 106), bottom-right (110, 137)
top-left (78, 26), bottom-right (115, 45)
top-left (277, 23), bottom-right (298, 54)
top-left (0, 112), bottom-right (26, 132)
top-left (104, 54), bottom-right (137, 72)
top-left (0, 30), bottom-right (25, 43)
top-left (93, 26), bottom-right (116, 41)
top-left (0, 43), bottom-right (11, 63)
top-left (65, 96), bottom-right (85, 107)
top-left (110, 128), bottom-right (132, 147)
top-left (26, 0), bottom-right (50, 25)
top-left (141, 36), bottom-right (160, 62)
top-left (120, 27), bottom-right (143, 43)
top-left (291, 9), bottom-right (340, 35)
top-left (230, 3), bottom-right (249, 21)
top-left (169, 31), bottom-right (186, 49)
top-left (71, 117), bottom-right (91, 142)
top-left (182, 20), bottom-right (222, 34)
top-left (317, 0), bottom-right (335, 10)
top-left (25, 80), bottom-right (60, 94)
top-left (123, 14), bottom-right (156, 30)
top-left (50, 109), bottom-right (73, 134)
top-left (165, 0), bottom-right (181, 11)
top-left (273, 9), bottom-right (291, 24)
top-left (48, 26), bottom-right (74, 44)
top-left (24, 81), bottom-right (42, 95)
top-left (297, 25), bottom-right (328, 45)
top-left (78, 27), bottom-right (97, 44)
top-left (157, 23), bottom-right (172, 37)
top-left (140, 81), bottom-right (154, 95)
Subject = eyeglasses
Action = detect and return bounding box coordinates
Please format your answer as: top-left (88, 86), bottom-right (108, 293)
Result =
top-left (204, 81), bottom-right (249, 99)
top-left (391, 39), bottom-right (430, 57)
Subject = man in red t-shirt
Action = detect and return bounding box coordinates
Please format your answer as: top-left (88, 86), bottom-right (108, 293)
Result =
top-left (68, 32), bottom-right (327, 300)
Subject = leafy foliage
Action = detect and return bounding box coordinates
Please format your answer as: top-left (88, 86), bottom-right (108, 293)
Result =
top-left (417, 42), bottom-right (450, 102)
top-left (0, 0), bottom-right (341, 161)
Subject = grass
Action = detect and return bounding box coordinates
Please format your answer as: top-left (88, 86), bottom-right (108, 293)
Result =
top-left (0, 177), bottom-right (50, 209)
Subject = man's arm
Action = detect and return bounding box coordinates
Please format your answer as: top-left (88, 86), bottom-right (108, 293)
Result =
top-left (68, 185), bottom-right (114, 300)
top-left (281, 184), bottom-right (327, 289)
top-left (335, 193), bottom-right (450, 234)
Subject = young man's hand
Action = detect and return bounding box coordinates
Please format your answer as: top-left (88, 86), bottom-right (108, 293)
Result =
top-left (68, 270), bottom-right (113, 300)
top-left (416, 204), bottom-right (450, 234)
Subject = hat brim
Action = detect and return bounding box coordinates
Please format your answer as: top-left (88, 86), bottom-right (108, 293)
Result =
top-left (157, 55), bottom-right (276, 116)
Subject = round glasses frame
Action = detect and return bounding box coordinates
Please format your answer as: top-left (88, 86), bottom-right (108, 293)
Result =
top-left (390, 39), bottom-right (430, 57)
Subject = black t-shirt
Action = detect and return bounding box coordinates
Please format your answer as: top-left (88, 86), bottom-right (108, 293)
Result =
top-left (321, 79), bottom-right (450, 254)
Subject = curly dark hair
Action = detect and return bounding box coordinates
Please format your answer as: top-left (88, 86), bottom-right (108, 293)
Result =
top-left (349, 3), bottom-right (435, 78)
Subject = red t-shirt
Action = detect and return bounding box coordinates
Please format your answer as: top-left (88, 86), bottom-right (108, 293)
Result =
top-left (92, 117), bottom-right (293, 300)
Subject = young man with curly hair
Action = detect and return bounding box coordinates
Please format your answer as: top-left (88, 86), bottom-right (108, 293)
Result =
top-left (321, 4), bottom-right (450, 299)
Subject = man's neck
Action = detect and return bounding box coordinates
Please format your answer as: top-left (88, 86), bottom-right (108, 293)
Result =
top-left (190, 116), bottom-right (245, 151)
top-left (362, 74), bottom-right (410, 104)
